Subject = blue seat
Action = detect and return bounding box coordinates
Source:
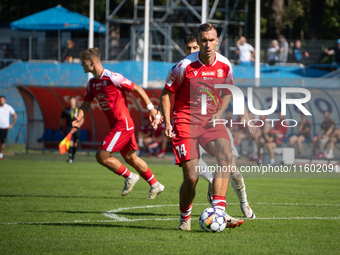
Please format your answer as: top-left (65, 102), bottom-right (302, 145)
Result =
top-left (52, 130), bottom-right (64, 141)
top-left (37, 129), bottom-right (53, 142)
top-left (79, 130), bottom-right (88, 142)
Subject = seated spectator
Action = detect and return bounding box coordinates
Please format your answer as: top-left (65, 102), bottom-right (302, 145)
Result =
top-left (274, 111), bottom-right (289, 140)
top-left (257, 125), bottom-right (282, 165)
top-left (289, 115), bottom-right (311, 155)
top-left (312, 110), bottom-right (335, 157)
top-left (149, 123), bottom-right (168, 158)
top-left (267, 40), bottom-right (280, 65)
top-left (236, 36), bottom-right (255, 66)
top-left (289, 40), bottom-right (309, 66)
top-left (326, 127), bottom-right (340, 159)
top-left (137, 118), bottom-right (153, 156)
top-left (324, 39), bottom-right (340, 69)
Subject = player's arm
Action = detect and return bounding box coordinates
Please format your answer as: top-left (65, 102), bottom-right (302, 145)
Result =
top-left (131, 85), bottom-right (157, 122)
top-left (325, 124), bottom-right (335, 136)
top-left (72, 101), bottom-right (91, 129)
top-left (159, 88), bottom-right (175, 139)
top-left (8, 112), bottom-right (17, 129)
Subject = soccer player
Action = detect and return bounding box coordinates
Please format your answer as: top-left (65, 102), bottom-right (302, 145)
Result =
top-left (0, 95), bottom-right (17, 160)
top-left (155, 33), bottom-right (255, 219)
top-left (153, 23), bottom-right (256, 230)
top-left (73, 48), bottom-right (164, 199)
top-left (60, 96), bottom-right (84, 163)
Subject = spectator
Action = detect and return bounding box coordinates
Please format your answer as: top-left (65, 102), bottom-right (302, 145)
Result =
top-left (289, 115), bottom-right (311, 155)
top-left (326, 127), bottom-right (340, 159)
top-left (257, 123), bottom-right (281, 165)
top-left (267, 40), bottom-right (280, 65)
top-left (289, 40), bottom-right (309, 65)
top-left (2, 37), bottom-right (17, 59)
top-left (236, 36), bottom-right (255, 65)
top-left (137, 118), bottom-right (153, 156)
top-left (312, 110), bottom-right (335, 157)
top-left (278, 35), bottom-right (289, 63)
top-left (324, 39), bottom-right (340, 69)
top-left (274, 111), bottom-right (289, 140)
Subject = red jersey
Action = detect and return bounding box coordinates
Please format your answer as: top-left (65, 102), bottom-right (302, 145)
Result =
top-left (84, 69), bottom-right (135, 130)
top-left (165, 52), bottom-right (233, 124)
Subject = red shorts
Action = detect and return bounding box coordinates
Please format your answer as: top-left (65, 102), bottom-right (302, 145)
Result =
top-left (172, 123), bottom-right (230, 164)
top-left (101, 128), bottom-right (138, 156)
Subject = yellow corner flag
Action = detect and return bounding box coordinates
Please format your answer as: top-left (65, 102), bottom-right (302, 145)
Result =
top-left (59, 128), bottom-right (76, 154)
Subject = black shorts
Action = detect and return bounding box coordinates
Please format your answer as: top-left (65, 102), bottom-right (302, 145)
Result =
top-left (0, 128), bottom-right (8, 143)
top-left (65, 127), bottom-right (80, 143)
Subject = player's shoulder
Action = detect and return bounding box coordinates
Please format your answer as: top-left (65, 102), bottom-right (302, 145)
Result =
top-left (176, 52), bottom-right (200, 70)
top-left (4, 103), bottom-right (15, 111)
top-left (216, 52), bottom-right (233, 67)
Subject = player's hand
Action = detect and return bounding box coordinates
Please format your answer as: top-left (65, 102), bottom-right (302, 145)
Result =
top-left (164, 123), bottom-right (176, 140)
top-left (247, 120), bottom-right (257, 134)
top-left (151, 117), bottom-right (160, 131)
top-left (7, 124), bottom-right (13, 129)
top-left (149, 108), bottom-right (158, 122)
top-left (207, 111), bottom-right (223, 127)
top-left (72, 116), bottom-right (81, 129)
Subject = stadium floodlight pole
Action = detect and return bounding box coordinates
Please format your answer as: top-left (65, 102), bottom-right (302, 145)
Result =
top-left (201, 0), bottom-right (207, 24)
top-left (88, 0), bottom-right (95, 80)
top-left (254, 0), bottom-right (261, 87)
top-left (142, 0), bottom-right (150, 88)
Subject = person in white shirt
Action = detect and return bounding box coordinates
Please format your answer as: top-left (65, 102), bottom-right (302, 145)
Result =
top-left (0, 96), bottom-right (17, 160)
top-left (236, 36), bottom-right (255, 65)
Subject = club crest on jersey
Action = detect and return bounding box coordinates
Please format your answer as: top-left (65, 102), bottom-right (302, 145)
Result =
top-left (103, 81), bottom-right (107, 86)
top-left (217, 69), bottom-right (224, 77)
top-left (202, 71), bottom-right (215, 76)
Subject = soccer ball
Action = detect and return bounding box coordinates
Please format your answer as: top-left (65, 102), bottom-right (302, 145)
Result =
top-left (199, 207), bottom-right (227, 233)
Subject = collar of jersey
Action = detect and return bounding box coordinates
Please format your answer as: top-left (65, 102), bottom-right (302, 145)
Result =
top-left (198, 53), bottom-right (217, 67)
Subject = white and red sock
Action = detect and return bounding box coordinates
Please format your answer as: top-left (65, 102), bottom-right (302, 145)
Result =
top-left (180, 204), bottom-right (192, 221)
top-left (212, 195), bottom-right (226, 212)
top-left (140, 168), bottom-right (157, 185)
top-left (114, 163), bottom-right (131, 178)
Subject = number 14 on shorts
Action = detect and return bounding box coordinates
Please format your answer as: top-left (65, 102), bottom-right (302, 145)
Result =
top-left (176, 144), bottom-right (187, 158)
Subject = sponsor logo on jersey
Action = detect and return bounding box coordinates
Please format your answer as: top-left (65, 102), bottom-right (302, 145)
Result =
top-left (193, 71), bottom-right (198, 77)
top-left (202, 71), bottom-right (215, 76)
top-left (100, 101), bottom-right (108, 107)
top-left (102, 107), bottom-right (111, 111)
top-left (217, 69), bottom-right (224, 77)
top-left (96, 93), bottom-right (106, 100)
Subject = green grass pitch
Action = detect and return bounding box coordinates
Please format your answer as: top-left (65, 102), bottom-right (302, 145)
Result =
top-left (0, 153), bottom-right (339, 254)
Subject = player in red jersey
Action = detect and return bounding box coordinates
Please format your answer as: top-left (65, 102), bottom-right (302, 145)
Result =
top-left (72, 48), bottom-right (164, 199)
top-left (153, 23), bottom-right (256, 230)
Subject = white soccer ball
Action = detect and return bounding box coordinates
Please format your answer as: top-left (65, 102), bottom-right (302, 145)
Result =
top-left (199, 207), bottom-right (227, 233)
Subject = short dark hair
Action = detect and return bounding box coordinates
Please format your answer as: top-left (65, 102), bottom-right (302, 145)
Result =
top-left (69, 96), bottom-right (76, 100)
top-left (184, 34), bottom-right (198, 45)
top-left (0, 95), bottom-right (5, 99)
top-left (80, 47), bottom-right (101, 60)
top-left (198, 23), bottom-right (217, 35)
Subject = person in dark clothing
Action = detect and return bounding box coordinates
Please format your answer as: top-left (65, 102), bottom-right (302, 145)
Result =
top-left (324, 39), bottom-right (340, 68)
top-left (60, 96), bottom-right (84, 163)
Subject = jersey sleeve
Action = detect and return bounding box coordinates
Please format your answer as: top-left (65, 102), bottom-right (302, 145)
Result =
top-left (164, 60), bottom-right (186, 93)
top-left (8, 105), bottom-right (15, 115)
top-left (84, 79), bottom-right (95, 102)
top-left (108, 72), bottom-right (135, 93)
top-left (221, 63), bottom-right (233, 97)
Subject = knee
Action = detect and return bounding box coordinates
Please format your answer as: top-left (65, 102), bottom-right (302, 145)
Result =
top-left (95, 151), bottom-right (106, 165)
top-left (182, 176), bottom-right (198, 189)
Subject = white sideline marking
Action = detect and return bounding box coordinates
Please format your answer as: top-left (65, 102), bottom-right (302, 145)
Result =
top-left (1, 203), bottom-right (340, 225)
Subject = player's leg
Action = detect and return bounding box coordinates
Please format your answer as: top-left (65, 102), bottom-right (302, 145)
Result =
top-left (123, 150), bottom-right (164, 199)
top-left (312, 136), bottom-right (320, 155)
top-left (326, 130), bottom-right (340, 159)
top-left (156, 136), bottom-right (168, 158)
top-left (206, 137), bottom-right (245, 228)
top-left (178, 159), bottom-right (199, 230)
top-left (296, 135), bottom-right (305, 155)
top-left (265, 142), bottom-right (277, 164)
top-left (71, 131), bottom-right (80, 162)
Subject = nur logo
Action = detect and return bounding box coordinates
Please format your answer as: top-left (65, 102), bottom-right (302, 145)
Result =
top-left (198, 84), bottom-right (222, 115)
